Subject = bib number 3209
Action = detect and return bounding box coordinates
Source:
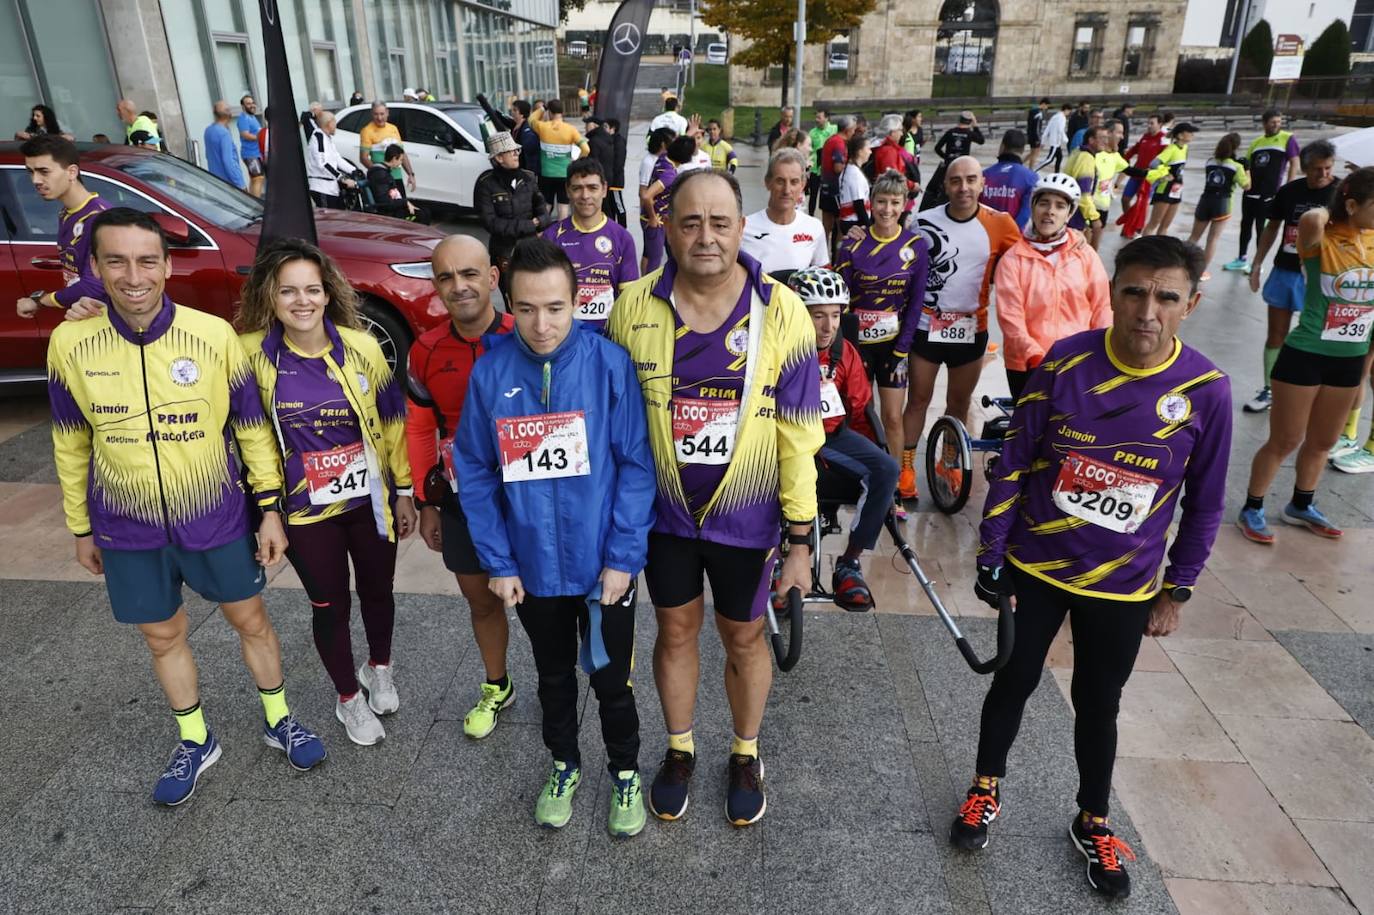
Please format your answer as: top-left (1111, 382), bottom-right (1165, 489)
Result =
top-left (672, 397), bottom-right (739, 465)
top-left (496, 411), bottom-right (591, 482)
top-left (1051, 451), bottom-right (1161, 534)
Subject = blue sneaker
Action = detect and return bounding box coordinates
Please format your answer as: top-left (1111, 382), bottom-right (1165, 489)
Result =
top-left (263, 714), bottom-right (327, 771)
top-left (1281, 502), bottom-right (1343, 539)
top-left (152, 732), bottom-right (222, 806)
top-left (1237, 506), bottom-right (1274, 544)
top-left (1222, 257), bottom-right (1249, 272)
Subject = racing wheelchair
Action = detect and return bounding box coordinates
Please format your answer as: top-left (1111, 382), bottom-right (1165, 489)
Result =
top-left (765, 314), bottom-right (1014, 676)
top-left (924, 394), bottom-right (1016, 514)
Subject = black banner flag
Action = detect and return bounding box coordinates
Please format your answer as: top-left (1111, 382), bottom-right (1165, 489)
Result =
top-left (257, 0), bottom-right (316, 247)
top-left (593, 0), bottom-right (656, 128)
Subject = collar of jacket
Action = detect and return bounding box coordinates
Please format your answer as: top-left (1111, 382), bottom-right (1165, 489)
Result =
top-left (107, 293), bottom-right (176, 344)
top-left (260, 315), bottom-right (345, 364)
top-left (996, 153), bottom-right (1022, 164)
top-left (499, 320), bottom-right (581, 365)
top-left (650, 248), bottom-right (773, 309)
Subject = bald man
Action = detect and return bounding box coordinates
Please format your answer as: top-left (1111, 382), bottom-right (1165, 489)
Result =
top-left (116, 98), bottom-right (161, 148)
top-left (901, 156), bottom-right (1020, 502)
top-left (405, 236), bottom-right (518, 739)
top-left (203, 100), bottom-right (246, 189)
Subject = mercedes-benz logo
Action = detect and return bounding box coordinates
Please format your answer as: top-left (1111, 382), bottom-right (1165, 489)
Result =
top-left (613, 22), bottom-right (641, 55)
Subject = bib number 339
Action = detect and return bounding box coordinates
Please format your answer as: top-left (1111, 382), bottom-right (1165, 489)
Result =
top-left (672, 397), bottom-right (738, 465)
top-left (497, 411), bottom-right (591, 482)
top-left (1322, 303), bottom-right (1374, 343)
top-left (1051, 451), bottom-right (1160, 534)
top-left (303, 441), bottom-right (368, 506)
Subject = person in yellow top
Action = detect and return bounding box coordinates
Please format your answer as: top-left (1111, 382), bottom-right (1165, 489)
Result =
top-left (47, 208), bottom-right (327, 804)
top-left (702, 119), bottom-right (738, 173)
top-left (1063, 126), bottom-right (1106, 240)
top-left (237, 238), bottom-right (416, 747)
top-left (530, 99), bottom-right (590, 218)
top-left (1142, 123), bottom-right (1198, 237)
top-left (358, 101), bottom-right (415, 191)
top-left (1184, 132), bottom-right (1251, 278)
top-left (1089, 119), bottom-right (1131, 249)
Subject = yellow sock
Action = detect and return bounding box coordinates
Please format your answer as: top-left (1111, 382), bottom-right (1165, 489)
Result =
top-left (731, 733), bottom-right (758, 758)
top-left (901, 447), bottom-right (916, 469)
top-left (1343, 408), bottom-right (1361, 440)
top-left (668, 729), bottom-right (695, 755)
top-left (173, 703), bottom-right (208, 745)
top-left (1081, 810), bottom-right (1108, 826)
top-left (259, 683), bottom-right (289, 728)
top-left (974, 774), bottom-right (998, 791)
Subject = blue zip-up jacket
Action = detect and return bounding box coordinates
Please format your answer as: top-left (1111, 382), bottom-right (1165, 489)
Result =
top-left (454, 323), bottom-right (656, 597)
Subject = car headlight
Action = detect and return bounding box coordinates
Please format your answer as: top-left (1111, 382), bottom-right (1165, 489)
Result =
top-left (390, 261), bottom-right (433, 279)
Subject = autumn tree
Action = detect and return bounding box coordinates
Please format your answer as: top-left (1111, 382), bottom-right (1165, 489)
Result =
top-left (701, 0), bottom-right (878, 106)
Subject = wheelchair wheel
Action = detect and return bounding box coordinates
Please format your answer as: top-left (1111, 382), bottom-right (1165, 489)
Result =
top-left (925, 415), bottom-right (973, 514)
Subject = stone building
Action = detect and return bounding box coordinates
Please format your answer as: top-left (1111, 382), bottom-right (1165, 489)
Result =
top-left (728, 0), bottom-right (1190, 106)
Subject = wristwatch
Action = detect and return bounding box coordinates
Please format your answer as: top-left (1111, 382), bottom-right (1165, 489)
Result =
top-left (1166, 585), bottom-right (1193, 603)
top-left (785, 532), bottom-right (812, 547)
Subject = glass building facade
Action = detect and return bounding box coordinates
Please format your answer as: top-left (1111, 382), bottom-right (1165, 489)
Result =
top-left (0, 2), bottom-right (122, 142)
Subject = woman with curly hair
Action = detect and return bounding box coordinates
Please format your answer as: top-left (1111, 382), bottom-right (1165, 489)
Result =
top-left (236, 238), bottom-right (416, 747)
top-left (15, 104), bottom-right (73, 141)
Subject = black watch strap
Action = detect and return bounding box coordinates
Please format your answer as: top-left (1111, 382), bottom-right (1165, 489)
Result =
top-left (786, 533), bottom-right (812, 546)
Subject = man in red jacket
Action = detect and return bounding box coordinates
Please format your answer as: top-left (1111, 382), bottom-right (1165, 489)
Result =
top-left (789, 267), bottom-right (898, 611)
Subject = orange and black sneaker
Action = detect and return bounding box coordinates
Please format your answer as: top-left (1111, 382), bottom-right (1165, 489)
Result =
top-left (1070, 814), bottom-right (1136, 898)
top-left (949, 781), bottom-right (1000, 850)
top-left (898, 464), bottom-right (919, 501)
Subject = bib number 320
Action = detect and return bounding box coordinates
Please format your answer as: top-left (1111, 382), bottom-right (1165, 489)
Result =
top-left (1051, 451), bottom-right (1161, 534)
top-left (672, 397), bottom-right (739, 465)
top-left (497, 411), bottom-right (591, 482)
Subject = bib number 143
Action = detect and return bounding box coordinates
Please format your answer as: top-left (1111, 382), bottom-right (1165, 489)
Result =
top-left (496, 411), bottom-right (591, 482)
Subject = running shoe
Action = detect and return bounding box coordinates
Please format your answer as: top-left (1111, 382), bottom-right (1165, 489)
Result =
top-left (1237, 506), bottom-right (1275, 544)
top-left (726, 753), bottom-right (766, 827)
top-left (648, 748), bottom-right (696, 820)
top-left (1330, 435), bottom-right (1362, 460)
top-left (336, 693), bottom-right (385, 746)
top-left (1200, 271), bottom-right (1212, 282)
top-left (463, 678), bottom-right (515, 739)
top-left (898, 465), bottom-right (919, 500)
top-left (534, 760), bottom-right (580, 828)
top-left (1222, 257), bottom-right (1248, 272)
top-left (1070, 815), bottom-right (1136, 899)
top-left (832, 557), bottom-right (874, 612)
top-left (935, 461), bottom-right (965, 499)
top-left (263, 714), bottom-right (327, 771)
top-left (608, 769), bottom-right (647, 838)
top-left (1282, 502), bottom-right (1343, 538)
top-left (1242, 387), bottom-right (1272, 413)
top-left (1332, 447), bottom-right (1374, 474)
top-left (152, 732), bottom-right (221, 806)
top-left (893, 495), bottom-right (909, 523)
top-left (949, 782), bottom-right (1001, 850)
top-left (358, 662), bottom-right (399, 715)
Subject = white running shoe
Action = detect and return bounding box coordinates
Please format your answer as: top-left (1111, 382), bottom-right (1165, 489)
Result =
top-left (1332, 447), bottom-right (1374, 474)
top-left (1330, 435), bottom-right (1362, 460)
top-left (358, 662), bottom-right (400, 715)
top-left (336, 693), bottom-right (385, 746)
top-left (1242, 387), bottom-right (1272, 413)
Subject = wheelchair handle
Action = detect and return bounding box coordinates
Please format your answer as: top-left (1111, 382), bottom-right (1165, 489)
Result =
top-left (769, 587), bottom-right (803, 672)
top-left (955, 594), bottom-right (1015, 675)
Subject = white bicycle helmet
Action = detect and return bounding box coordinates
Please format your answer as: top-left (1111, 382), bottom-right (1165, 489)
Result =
top-left (1031, 172), bottom-right (1081, 207)
top-left (788, 266), bottom-right (849, 306)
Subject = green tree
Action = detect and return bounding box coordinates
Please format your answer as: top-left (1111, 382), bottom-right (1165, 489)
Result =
top-left (1301, 19), bottom-right (1352, 78)
top-left (700, 0), bottom-right (878, 106)
top-left (559, 0), bottom-right (589, 24)
top-left (1237, 18), bottom-right (1272, 81)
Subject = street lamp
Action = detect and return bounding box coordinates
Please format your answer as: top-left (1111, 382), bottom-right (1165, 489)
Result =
top-left (794, 0), bottom-right (805, 113)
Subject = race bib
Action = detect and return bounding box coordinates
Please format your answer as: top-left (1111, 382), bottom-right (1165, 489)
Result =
top-left (497, 411), bottom-right (591, 482)
top-left (930, 310), bottom-right (977, 344)
top-left (440, 435), bottom-right (458, 492)
top-left (1051, 451), bottom-right (1161, 534)
top-left (1167, 182), bottom-right (1183, 201)
top-left (302, 441), bottom-right (368, 506)
top-left (855, 309), bottom-right (898, 343)
top-left (1282, 223), bottom-right (1299, 254)
top-left (575, 283), bottom-right (614, 321)
top-left (1322, 303), bottom-right (1374, 343)
top-left (819, 378), bottom-right (845, 418)
top-left (672, 397), bottom-right (738, 465)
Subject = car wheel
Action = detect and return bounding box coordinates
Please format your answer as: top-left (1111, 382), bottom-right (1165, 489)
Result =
top-left (358, 297), bottom-right (414, 375)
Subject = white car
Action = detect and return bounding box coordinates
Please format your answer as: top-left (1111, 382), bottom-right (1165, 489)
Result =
top-left (828, 52), bottom-right (849, 71)
top-left (333, 102), bottom-right (495, 210)
top-left (706, 43), bottom-right (727, 65)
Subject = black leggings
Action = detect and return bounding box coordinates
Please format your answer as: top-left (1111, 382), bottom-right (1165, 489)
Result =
top-left (1238, 194), bottom-right (1269, 259)
top-left (1005, 368), bottom-right (1030, 401)
top-left (975, 567), bottom-right (1152, 817)
top-left (515, 590), bottom-right (640, 773)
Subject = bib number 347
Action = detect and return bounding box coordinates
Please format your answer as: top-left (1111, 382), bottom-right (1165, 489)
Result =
top-left (497, 411), bottom-right (591, 482)
top-left (1051, 451), bottom-right (1161, 534)
top-left (303, 441), bottom-right (368, 506)
top-left (672, 397), bottom-right (738, 465)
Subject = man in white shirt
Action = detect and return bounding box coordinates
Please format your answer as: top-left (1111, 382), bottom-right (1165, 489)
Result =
top-left (648, 98), bottom-right (689, 137)
top-left (1036, 103), bottom-right (1070, 173)
top-left (305, 111), bottom-right (356, 208)
top-left (740, 147), bottom-right (829, 277)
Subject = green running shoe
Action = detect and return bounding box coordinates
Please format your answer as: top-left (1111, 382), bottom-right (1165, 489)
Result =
top-left (463, 678), bottom-right (514, 739)
top-left (608, 769), bottom-right (647, 838)
top-left (535, 760), bottom-right (581, 828)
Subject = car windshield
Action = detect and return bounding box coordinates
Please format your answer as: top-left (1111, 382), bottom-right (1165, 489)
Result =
top-left (112, 153), bottom-right (262, 230)
top-left (443, 107), bottom-right (495, 144)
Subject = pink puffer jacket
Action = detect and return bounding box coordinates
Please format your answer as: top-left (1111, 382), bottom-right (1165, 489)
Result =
top-left (993, 229), bottom-right (1112, 372)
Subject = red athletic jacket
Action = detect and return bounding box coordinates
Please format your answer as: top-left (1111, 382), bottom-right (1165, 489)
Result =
top-left (404, 312), bottom-right (514, 501)
top-left (819, 337), bottom-right (875, 439)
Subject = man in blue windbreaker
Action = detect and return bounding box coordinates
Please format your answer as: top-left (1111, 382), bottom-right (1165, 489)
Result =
top-left (455, 236), bottom-right (656, 839)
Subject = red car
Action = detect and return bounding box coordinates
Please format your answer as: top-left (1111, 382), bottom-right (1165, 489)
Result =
top-left (0, 143), bottom-right (451, 383)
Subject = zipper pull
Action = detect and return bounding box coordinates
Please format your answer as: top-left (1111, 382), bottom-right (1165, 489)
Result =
top-left (541, 360), bottom-right (551, 407)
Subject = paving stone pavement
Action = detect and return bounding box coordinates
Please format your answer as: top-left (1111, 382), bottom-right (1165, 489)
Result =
top-left (2, 117), bottom-right (1373, 914)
